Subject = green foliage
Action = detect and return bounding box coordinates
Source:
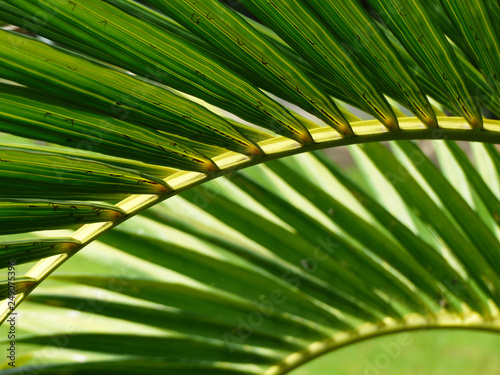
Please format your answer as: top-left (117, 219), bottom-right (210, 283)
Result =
top-left (0, 0), bottom-right (499, 373)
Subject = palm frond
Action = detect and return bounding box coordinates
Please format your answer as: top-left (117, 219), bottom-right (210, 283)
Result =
top-left (0, 0), bottom-right (500, 373)
top-left (2, 144), bottom-right (500, 374)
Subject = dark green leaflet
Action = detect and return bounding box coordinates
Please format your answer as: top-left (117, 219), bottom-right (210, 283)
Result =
top-left (358, 142), bottom-right (500, 311)
top-left (1, 0), bottom-right (315, 144)
top-left (383, 28), bottom-right (500, 117)
top-left (28, 294), bottom-right (307, 350)
top-left (0, 276), bottom-right (36, 298)
top-left (146, 0), bottom-right (354, 135)
top-left (228, 171), bottom-right (424, 317)
top-left (100, 225), bottom-right (351, 337)
top-left (302, 0), bottom-right (437, 127)
top-left (0, 359), bottom-right (262, 374)
top-left (55, 273), bottom-right (346, 336)
top-left (240, 0), bottom-right (399, 130)
top-left (0, 146), bottom-right (171, 200)
top-left (19, 333), bottom-right (281, 364)
top-left (419, 2), bottom-right (474, 60)
top-left (6, 144), bottom-right (178, 179)
top-left (311, 151), bottom-right (489, 315)
top-left (180, 187), bottom-right (383, 324)
top-left (439, 0), bottom-right (500, 97)
top-left (242, 15), bottom-right (383, 116)
top-left (0, 199), bottom-right (125, 235)
top-left (0, 238), bottom-right (80, 268)
top-left (0, 84), bottom-right (217, 173)
top-left (106, 0), bottom-right (368, 120)
top-left (366, 0), bottom-right (483, 129)
top-left (0, 29), bottom-right (261, 157)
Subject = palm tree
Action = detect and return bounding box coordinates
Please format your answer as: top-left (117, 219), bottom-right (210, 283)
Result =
top-left (0, 0), bottom-right (499, 373)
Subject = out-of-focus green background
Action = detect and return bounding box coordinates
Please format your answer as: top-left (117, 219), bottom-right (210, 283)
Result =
top-left (291, 330), bottom-right (500, 374)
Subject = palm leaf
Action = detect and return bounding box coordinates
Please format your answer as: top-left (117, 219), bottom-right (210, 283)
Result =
top-left (2, 147), bottom-right (500, 374)
top-left (0, 0), bottom-right (499, 373)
